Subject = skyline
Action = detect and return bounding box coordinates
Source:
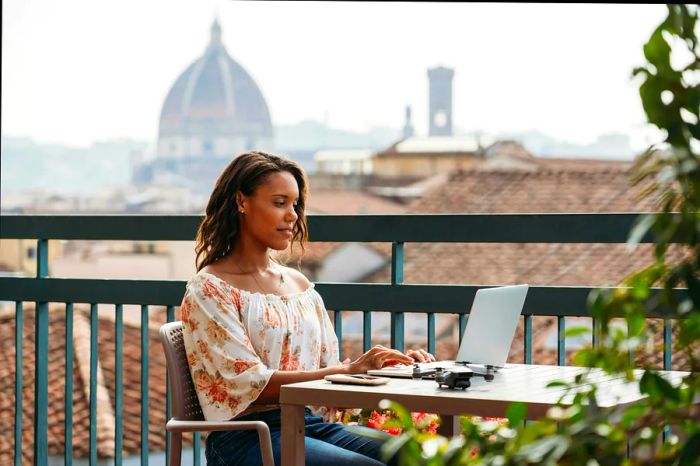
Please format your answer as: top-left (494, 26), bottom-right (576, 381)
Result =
top-left (2, 1), bottom-right (667, 152)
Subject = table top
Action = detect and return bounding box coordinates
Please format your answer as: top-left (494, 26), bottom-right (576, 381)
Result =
top-left (280, 364), bottom-right (689, 419)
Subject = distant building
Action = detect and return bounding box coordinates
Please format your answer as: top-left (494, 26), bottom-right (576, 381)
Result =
top-left (314, 149), bottom-right (374, 176)
top-left (0, 239), bottom-right (64, 276)
top-left (428, 66), bottom-right (454, 136)
top-left (134, 18), bottom-right (274, 192)
top-left (372, 135), bottom-right (486, 178)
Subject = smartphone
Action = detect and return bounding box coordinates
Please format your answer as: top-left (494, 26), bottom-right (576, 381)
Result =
top-left (324, 374), bottom-right (391, 386)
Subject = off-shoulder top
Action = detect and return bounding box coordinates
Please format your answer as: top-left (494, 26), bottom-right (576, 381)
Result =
top-left (181, 271), bottom-right (340, 421)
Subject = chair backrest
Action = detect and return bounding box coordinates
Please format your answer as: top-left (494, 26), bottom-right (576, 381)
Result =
top-left (159, 321), bottom-right (205, 421)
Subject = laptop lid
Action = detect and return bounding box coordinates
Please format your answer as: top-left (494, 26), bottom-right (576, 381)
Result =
top-left (455, 284), bottom-right (529, 367)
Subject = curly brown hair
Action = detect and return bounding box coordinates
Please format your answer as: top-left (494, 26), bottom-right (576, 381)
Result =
top-left (195, 151), bottom-right (308, 271)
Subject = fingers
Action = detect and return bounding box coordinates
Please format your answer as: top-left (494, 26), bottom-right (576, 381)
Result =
top-left (406, 349), bottom-right (425, 362)
top-left (367, 348), bottom-right (413, 368)
top-left (406, 348), bottom-right (436, 363)
top-left (361, 345), bottom-right (419, 369)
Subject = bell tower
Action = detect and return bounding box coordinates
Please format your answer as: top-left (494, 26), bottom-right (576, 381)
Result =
top-left (428, 66), bottom-right (454, 137)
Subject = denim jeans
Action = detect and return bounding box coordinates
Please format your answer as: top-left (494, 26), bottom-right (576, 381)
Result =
top-left (205, 408), bottom-right (399, 466)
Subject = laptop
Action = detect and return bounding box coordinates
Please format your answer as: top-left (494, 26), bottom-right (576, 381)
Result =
top-left (367, 284), bottom-right (529, 378)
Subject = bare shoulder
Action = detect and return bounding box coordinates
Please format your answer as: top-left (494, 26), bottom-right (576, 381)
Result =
top-left (278, 264), bottom-right (312, 291)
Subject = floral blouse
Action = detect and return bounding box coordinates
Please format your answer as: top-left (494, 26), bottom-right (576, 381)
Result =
top-left (181, 271), bottom-right (341, 422)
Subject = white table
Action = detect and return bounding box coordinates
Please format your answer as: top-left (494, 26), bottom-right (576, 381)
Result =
top-left (279, 364), bottom-right (689, 466)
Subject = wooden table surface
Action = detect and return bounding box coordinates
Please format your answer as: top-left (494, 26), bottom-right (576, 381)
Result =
top-left (279, 364), bottom-right (689, 466)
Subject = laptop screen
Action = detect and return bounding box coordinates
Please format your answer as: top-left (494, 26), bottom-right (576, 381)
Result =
top-left (455, 284), bottom-right (529, 367)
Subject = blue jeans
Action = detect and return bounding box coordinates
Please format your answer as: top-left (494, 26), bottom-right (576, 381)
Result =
top-left (205, 408), bottom-right (399, 466)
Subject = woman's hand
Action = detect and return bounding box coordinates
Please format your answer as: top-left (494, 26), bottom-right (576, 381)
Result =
top-left (347, 345), bottom-right (414, 373)
top-left (405, 348), bottom-right (436, 363)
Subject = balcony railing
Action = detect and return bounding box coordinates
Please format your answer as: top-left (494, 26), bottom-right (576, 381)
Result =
top-left (0, 213), bottom-right (680, 465)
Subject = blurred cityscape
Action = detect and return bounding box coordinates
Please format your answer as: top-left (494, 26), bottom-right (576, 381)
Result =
top-left (0, 16), bottom-right (677, 465)
top-left (1, 18), bottom-right (645, 298)
top-left (0, 17), bottom-right (656, 358)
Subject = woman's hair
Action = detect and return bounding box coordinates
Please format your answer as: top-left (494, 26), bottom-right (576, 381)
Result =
top-left (195, 150), bottom-right (308, 271)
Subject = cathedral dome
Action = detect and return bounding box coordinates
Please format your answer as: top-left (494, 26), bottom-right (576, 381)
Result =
top-left (157, 19), bottom-right (273, 158)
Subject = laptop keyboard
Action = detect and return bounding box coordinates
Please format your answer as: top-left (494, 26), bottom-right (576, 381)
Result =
top-left (390, 360), bottom-right (456, 370)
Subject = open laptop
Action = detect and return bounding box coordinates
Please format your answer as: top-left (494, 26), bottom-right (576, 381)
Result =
top-left (367, 284), bottom-right (529, 378)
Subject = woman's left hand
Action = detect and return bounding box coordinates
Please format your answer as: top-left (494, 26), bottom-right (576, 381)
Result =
top-left (405, 348), bottom-right (436, 363)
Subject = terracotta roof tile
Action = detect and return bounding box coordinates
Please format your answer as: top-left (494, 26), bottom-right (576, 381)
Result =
top-left (409, 166), bottom-right (653, 214)
top-left (0, 304), bottom-right (196, 463)
top-left (359, 162), bottom-right (693, 370)
top-left (307, 189), bottom-right (407, 215)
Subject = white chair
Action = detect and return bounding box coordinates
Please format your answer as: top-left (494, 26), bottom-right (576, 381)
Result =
top-left (159, 321), bottom-right (274, 466)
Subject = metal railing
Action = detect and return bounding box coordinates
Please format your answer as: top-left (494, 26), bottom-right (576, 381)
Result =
top-left (0, 213), bottom-right (680, 465)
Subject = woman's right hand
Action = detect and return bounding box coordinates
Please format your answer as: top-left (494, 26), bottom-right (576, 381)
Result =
top-left (347, 345), bottom-right (415, 373)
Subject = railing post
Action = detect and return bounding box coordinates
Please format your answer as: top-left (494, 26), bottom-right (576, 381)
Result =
top-left (193, 431), bottom-right (201, 466)
top-left (334, 310), bottom-right (343, 360)
top-left (89, 303), bottom-right (98, 466)
top-left (363, 311), bottom-right (372, 352)
top-left (663, 319), bottom-right (672, 441)
top-left (427, 313), bottom-right (435, 356)
top-left (524, 315), bottom-right (532, 364)
top-left (165, 305), bottom-right (174, 463)
top-left (65, 303), bottom-right (74, 465)
top-left (115, 304), bottom-right (123, 465)
top-left (557, 316), bottom-right (566, 366)
top-left (141, 305), bottom-right (149, 466)
top-left (15, 301), bottom-right (23, 466)
top-left (592, 317), bottom-right (599, 349)
top-left (34, 239), bottom-right (49, 466)
top-left (663, 319), bottom-right (672, 370)
top-left (459, 314), bottom-right (467, 344)
top-left (390, 242), bottom-right (404, 352)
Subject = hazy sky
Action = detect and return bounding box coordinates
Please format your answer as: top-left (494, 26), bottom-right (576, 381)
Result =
top-left (2, 1), bottom-right (667, 150)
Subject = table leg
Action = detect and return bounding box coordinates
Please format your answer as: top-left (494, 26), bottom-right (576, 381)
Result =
top-left (281, 404), bottom-right (305, 466)
top-left (437, 414), bottom-right (460, 437)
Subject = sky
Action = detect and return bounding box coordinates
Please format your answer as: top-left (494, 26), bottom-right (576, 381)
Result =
top-left (2, 1), bottom-right (667, 150)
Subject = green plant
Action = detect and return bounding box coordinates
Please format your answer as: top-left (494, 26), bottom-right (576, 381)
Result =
top-left (381, 5), bottom-right (700, 465)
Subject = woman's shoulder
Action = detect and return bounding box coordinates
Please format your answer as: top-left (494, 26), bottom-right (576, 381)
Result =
top-left (187, 268), bottom-right (216, 287)
top-left (278, 264), bottom-right (312, 291)
top-left (186, 269), bottom-right (229, 296)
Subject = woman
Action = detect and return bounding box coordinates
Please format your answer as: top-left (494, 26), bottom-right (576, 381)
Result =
top-left (181, 151), bottom-right (435, 466)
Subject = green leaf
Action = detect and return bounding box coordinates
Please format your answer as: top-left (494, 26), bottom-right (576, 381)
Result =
top-left (515, 435), bottom-right (568, 463)
top-left (506, 402), bottom-right (527, 428)
top-left (627, 214), bottom-right (656, 247)
top-left (678, 432), bottom-right (700, 466)
top-left (565, 326), bottom-right (591, 338)
top-left (573, 349), bottom-right (594, 367)
top-left (639, 371), bottom-right (681, 402)
top-left (620, 403), bottom-right (649, 429)
top-left (644, 28), bottom-right (673, 74)
top-left (380, 433), bottom-right (411, 464)
top-left (626, 312), bottom-right (646, 337)
top-left (378, 399), bottom-right (414, 430)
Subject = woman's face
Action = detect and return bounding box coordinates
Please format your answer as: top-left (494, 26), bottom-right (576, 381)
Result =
top-left (238, 170), bottom-right (300, 251)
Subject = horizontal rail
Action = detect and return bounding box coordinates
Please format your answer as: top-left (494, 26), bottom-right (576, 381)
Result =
top-left (0, 213), bottom-right (662, 243)
top-left (0, 277), bottom-right (186, 305)
top-left (0, 277), bottom-right (681, 318)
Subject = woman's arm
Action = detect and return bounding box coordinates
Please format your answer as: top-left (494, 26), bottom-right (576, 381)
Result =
top-left (256, 344), bottom-right (415, 403)
top-left (255, 364), bottom-right (350, 403)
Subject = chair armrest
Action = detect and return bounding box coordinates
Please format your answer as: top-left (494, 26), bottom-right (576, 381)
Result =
top-left (166, 419), bottom-right (269, 433)
top-left (166, 419), bottom-right (275, 466)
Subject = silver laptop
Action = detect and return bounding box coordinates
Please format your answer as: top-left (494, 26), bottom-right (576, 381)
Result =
top-left (368, 284), bottom-right (529, 377)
